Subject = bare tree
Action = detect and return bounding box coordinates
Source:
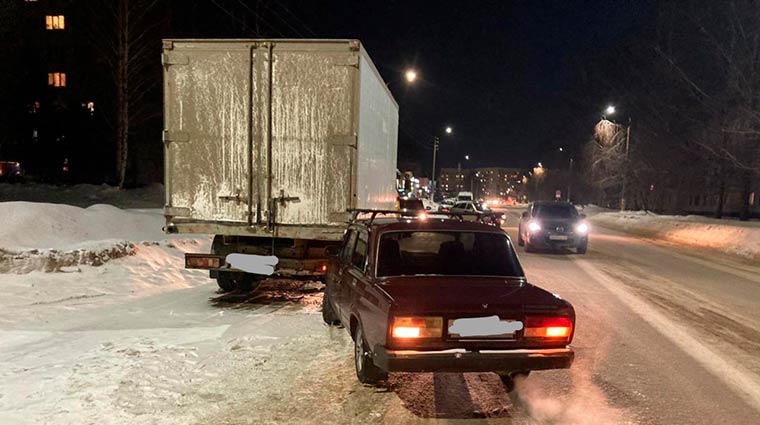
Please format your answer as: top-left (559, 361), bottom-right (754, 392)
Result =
top-left (87, 0), bottom-right (162, 188)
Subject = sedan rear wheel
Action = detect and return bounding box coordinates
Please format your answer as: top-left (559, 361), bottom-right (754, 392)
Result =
top-left (354, 325), bottom-right (387, 385)
top-left (517, 226), bottom-right (525, 246)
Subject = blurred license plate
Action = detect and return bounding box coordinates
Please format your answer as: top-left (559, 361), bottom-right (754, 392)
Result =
top-left (549, 235), bottom-right (568, 241)
top-left (448, 316), bottom-right (523, 338)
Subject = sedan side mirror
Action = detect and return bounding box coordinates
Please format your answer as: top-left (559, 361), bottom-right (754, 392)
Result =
top-left (325, 245), bottom-right (341, 257)
top-left (521, 211), bottom-right (529, 219)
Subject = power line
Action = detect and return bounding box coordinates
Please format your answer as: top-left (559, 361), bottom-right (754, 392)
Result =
top-left (208, 0), bottom-right (255, 34)
top-left (260, 1), bottom-right (308, 38)
top-left (268, 0), bottom-right (318, 36)
top-left (231, 0), bottom-right (286, 37)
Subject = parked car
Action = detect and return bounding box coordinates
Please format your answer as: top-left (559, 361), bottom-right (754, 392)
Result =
top-left (398, 198), bottom-right (425, 217)
top-left (0, 161), bottom-right (24, 182)
top-left (421, 198), bottom-right (440, 212)
top-left (517, 201), bottom-right (589, 253)
top-left (322, 214), bottom-right (576, 389)
top-left (456, 191), bottom-right (474, 202)
top-left (439, 198), bottom-right (456, 211)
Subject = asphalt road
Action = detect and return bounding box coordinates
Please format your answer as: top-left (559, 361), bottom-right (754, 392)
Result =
top-left (3, 212), bottom-right (760, 424)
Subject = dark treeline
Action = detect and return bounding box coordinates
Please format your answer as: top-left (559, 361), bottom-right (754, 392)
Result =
top-left (570, 0), bottom-right (760, 219)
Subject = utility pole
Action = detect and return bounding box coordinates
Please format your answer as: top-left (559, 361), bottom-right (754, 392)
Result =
top-left (567, 157), bottom-right (574, 202)
top-left (620, 118), bottom-right (631, 211)
top-left (431, 136), bottom-right (439, 200)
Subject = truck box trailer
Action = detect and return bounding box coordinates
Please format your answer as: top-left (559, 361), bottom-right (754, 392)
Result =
top-left (162, 39), bottom-right (398, 290)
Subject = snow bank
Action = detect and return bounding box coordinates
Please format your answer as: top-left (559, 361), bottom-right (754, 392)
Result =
top-left (0, 202), bottom-right (181, 273)
top-left (0, 182), bottom-right (164, 208)
top-left (589, 210), bottom-right (760, 260)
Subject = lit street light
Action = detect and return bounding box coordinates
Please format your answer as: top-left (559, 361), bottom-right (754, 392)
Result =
top-left (405, 69), bottom-right (417, 83)
top-left (605, 105), bottom-right (616, 115)
top-left (465, 154), bottom-right (470, 160)
top-left (445, 126), bottom-right (452, 134)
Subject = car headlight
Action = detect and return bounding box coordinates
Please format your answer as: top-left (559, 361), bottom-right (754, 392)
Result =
top-left (575, 222), bottom-right (589, 234)
top-left (528, 221), bottom-right (542, 232)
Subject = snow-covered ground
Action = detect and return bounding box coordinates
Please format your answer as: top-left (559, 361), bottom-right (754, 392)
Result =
top-left (582, 206), bottom-right (760, 261)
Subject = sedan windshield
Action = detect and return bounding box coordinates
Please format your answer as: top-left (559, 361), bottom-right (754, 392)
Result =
top-left (376, 231), bottom-right (524, 277)
top-left (535, 204), bottom-right (577, 219)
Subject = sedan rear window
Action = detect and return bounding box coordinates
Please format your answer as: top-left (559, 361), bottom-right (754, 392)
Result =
top-left (376, 231), bottom-right (524, 278)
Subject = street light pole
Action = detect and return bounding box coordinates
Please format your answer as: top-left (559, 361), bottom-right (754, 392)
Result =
top-left (431, 136), bottom-right (439, 200)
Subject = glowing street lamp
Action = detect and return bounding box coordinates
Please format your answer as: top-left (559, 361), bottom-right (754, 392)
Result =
top-left (445, 126), bottom-right (452, 134)
top-left (605, 105), bottom-right (616, 115)
top-left (405, 69), bottom-right (418, 83)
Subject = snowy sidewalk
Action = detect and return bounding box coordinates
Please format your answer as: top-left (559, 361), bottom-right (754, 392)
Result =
top-left (584, 207), bottom-right (760, 261)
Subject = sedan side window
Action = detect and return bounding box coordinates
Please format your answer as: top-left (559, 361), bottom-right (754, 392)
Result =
top-left (341, 230), bottom-right (358, 263)
top-left (351, 231), bottom-right (369, 271)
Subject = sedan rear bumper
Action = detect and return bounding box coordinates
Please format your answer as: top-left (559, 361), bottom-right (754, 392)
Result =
top-left (373, 346), bottom-right (574, 373)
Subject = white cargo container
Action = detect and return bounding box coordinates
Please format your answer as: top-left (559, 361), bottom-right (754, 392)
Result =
top-left (162, 39), bottom-right (398, 290)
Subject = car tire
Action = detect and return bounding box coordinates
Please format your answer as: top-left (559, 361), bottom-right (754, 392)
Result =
top-left (517, 227), bottom-right (525, 246)
top-left (524, 241), bottom-right (534, 253)
top-left (322, 290), bottom-right (340, 326)
top-left (576, 241), bottom-right (588, 254)
top-left (354, 325), bottom-right (387, 385)
top-left (499, 371), bottom-right (530, 393)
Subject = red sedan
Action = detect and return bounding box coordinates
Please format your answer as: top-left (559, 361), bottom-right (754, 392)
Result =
top-left (322, 212), bottom-right (575, 390)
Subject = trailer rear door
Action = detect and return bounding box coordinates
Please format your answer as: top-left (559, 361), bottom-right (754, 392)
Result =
top-left (163, 42), bottom-right (253, 223)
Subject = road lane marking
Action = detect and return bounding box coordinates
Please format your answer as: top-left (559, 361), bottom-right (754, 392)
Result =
top-left (571, 257), bottom-right (760, 413)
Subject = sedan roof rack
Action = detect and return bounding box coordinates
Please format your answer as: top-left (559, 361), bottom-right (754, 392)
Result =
top-left (346, 208), bottom-right (491, 227)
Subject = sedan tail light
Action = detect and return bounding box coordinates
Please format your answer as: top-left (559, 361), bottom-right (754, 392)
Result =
top-left (523, 316), bottom-right (573, 340)
top-left (392, 316), bottom-right (443, 339)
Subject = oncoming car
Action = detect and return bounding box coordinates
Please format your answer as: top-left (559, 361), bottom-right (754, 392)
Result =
top-left (322, 211), bottom-right (575, 390)
top-left (518, 201), bottom-right (589, 254)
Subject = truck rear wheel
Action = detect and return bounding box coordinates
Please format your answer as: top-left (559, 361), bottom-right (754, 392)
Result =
top-left (216, 272), bottom-right (261, 292)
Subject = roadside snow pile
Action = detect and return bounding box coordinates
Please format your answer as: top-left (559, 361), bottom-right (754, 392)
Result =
top-left (590, 210), bottom-right (760, 260)
top-left (0, 202), bottom-right (170, 273)
top-left (0, 182), bottom-right (164, 208)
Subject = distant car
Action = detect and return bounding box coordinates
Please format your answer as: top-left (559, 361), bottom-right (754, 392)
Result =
top-left (322, 215), bottom-right (575, 389)
top-left (439, 198), bottom-right (456, 210)
top-left (449, 201), bottom-right (478, 214)
top-left (517, 201), bottom-right (589, 253)
top-left (456, 191), bottom-right (474, 202)
top-left (398, 198), bottom-right (425, 217)
top-left (421, 198), bottom-right (439, 212)
top-left (0, 161), bottom-right (24, 182)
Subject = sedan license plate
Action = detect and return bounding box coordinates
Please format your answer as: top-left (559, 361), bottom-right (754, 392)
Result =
top-left (448, 315), bottom-right (523, 339)
top-left (549, 234), bottom-right (569, 241)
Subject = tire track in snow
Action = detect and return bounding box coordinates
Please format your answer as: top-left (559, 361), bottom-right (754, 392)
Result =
top-left (571, 257), bottom-right (760, 413)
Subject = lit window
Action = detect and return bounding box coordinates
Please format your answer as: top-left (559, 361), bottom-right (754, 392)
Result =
top-left (48, 72), bottom-right (66, 87)
top-left (45, 15), bottom-right (65, 30)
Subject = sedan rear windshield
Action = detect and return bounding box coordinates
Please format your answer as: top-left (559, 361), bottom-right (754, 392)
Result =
top-left (535, 204), bottom-right (578, 219)
top-left (376, 231), bottom-right (524, 278)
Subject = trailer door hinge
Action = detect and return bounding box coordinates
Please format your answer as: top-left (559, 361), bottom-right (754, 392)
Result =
top-left (163, 130), bottom-right (189, 144)
top-left (333, 55), bottom-right (359, 67)
top-left (328, 134), bottom-right (357, 147)
top-left (162, 52), bottom-right (188, 66)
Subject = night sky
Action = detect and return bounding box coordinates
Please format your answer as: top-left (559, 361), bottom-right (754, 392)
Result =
top-left (183, 1), bottom-right (656, 173)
